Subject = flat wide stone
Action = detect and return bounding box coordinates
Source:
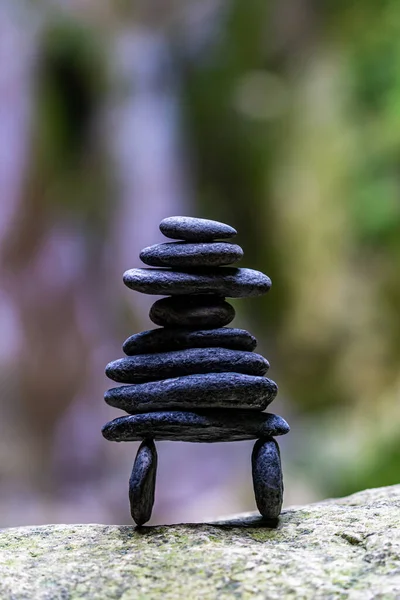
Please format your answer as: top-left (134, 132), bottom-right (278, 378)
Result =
top-left (123, 267), bottom-right (271, 297)
top-left (104, 372), bottom-right (277, 412)
top-left (159, 216), bottom-right (237, 242)
top-left (129, 439), bottom-right (157, 526)
top-left (149, 295), bottom-right (235, 328)
top-left (1, 486), bottom-right (399, 599)
top-left (252, 438), bottom-right (283, 519)
top-left (140, 242), bottom-right (243, 268)
top-left (106, 348), bottom-right (269, 384)
top-left (123, 327), bottom-right (257, 355)
top-left (102, 410), bottom-right (290, 442)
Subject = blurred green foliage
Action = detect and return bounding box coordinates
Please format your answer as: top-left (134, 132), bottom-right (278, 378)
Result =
top-left (34, 18), bottom-right (110, 230)
top-left (181, 0), bottom-right (400, 496)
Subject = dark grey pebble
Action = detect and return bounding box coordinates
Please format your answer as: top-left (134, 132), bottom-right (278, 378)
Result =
top-left (140, 242), bottom-right (243, 268)
top-left (123, 327), bottom-right (257, 355)
top-left (252, 438), bottom-right (283, 519)
top-left (106, 347), bottom-right (269, 384)
top-left (129, 439), bottom-right (157, 526)
top-left (102, 410), bottom-right (290, 443)
top-left (149, 295), bottom-right (235, 328)
top-left (104, 372), bottom-right (277, 412)
top-left (123, 267), bottom-right (271, 298)
top-left (160, 216), bottom-right (237, 242)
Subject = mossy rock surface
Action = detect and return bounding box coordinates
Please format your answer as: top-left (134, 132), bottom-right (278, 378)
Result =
top-left (0, 485), bottom-right (399, 599)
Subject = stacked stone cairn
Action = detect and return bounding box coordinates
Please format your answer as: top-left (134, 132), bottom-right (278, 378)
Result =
top-left (102, 216), bottom-right (290, 525)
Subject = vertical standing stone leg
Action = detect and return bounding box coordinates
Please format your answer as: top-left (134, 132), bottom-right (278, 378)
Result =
top-left (252, 438), bottom-right (283, 519)
top-left (129, 439), bottom-right (158, 526)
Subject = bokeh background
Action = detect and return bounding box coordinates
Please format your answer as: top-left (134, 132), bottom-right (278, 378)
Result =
top-left (1, 0), bottom-right (399, 527)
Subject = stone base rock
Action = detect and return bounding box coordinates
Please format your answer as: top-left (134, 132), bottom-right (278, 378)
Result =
top-left (129, 439), bottom-right (157, 526)
top-left (0, 485), bottom-right (399, 599)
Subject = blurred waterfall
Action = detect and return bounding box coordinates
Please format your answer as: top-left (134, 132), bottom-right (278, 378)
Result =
top-left (0, 2), bottom-right (40, 503)
top-left (109, 28), bottom-right (192, 319)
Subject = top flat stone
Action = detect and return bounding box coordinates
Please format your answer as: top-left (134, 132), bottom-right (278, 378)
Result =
top-left (123, 267), bottom-right (271, 297)
top-left (160, 216), bottom-right (237, 242)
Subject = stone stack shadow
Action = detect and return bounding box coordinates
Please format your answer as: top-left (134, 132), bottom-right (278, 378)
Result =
top-left (102, 216), bottom-right (289, 525)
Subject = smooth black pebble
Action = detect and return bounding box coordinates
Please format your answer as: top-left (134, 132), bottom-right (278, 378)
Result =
top-left (159, 216), bottom-right (237, 242)
top-left (123, 327), bottom-right (257, 355)
top-left (106, 347), bottom-right (269, 384)
top-left (129, 439), bottom-right (157, 526)
top-left (252, 438), bottom-right (283, 519)
top-left (140, 241), bottom-right (243, 268)
top-left (123, 267), bottom-right (271, 298)
top-left (149, 295), bottom-right (235, 328)
top-left (102, 410), bottom-right (290, 443)
top-left (105, 372), bottom-right (277, 412)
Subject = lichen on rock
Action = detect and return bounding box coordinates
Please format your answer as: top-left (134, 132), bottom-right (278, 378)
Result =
top-left (0, 485), bottom-right (399, 599)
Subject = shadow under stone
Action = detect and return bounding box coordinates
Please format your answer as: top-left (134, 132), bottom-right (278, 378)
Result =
top-left (131, 514), bottom-right (280, 536)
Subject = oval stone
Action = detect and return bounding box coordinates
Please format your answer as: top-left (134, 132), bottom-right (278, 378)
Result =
top-left (252, 438), bottom-right (283, 519)
top-left (159, 216), bottom-right (237, 242)
top-left (149, 295), bottom-right (235, 328)
top-left (123, 327), bottom-right (257, 355)
top-left (104, 372), bottom-right (277, 412)
top-left (106, 347), bottom-right (269, 384)
top-left (129, 439), bottom-right (157, 526)
top-left (123, 267), bottom-right (271, 298)
top-left (140, 242), bottom-right (243, 268)
top-left (102, 410), bottom-right (290, 443)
